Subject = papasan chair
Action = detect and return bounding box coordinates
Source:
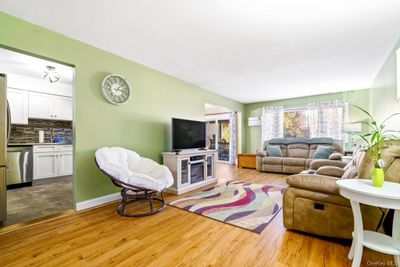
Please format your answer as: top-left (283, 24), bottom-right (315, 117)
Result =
top-left (95, 147), bottom-right (174, 217)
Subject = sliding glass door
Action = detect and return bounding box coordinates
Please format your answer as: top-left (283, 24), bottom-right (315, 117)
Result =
top-left (206, 118), bottom-right (230, 162)
top-left (217, 120), bottom-right (230, 161)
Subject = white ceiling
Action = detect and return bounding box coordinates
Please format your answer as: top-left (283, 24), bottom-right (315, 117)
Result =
top-left (0, 48), bottom-right (74, 85)
top-left (1, 0), bottom-right (399, 103)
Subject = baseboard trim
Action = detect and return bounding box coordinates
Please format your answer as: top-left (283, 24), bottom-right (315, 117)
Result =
top-left (76, 192), bottom-right (121, 211)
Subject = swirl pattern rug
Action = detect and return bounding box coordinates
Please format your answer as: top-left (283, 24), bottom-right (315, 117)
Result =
top-left (169, 181), bottom-right (285, 233)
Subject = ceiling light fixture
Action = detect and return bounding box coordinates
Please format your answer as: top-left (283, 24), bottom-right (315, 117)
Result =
top-left (43, 66), bottom-right (60, 83)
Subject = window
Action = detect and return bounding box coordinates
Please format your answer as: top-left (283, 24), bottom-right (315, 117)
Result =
top-left (283, 109), bottom-right (310, 138)
top-left (261, 100), bottom-right (346, 142)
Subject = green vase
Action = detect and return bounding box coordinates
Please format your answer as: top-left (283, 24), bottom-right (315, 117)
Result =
top-left (372, 168), bottom-right (384, 187)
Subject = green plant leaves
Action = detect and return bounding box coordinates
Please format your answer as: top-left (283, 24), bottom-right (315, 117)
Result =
top-left (351, 104), bottom-right (399, 164)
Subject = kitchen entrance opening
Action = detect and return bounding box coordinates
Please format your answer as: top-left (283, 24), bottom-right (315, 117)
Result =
top-left (0, 48), bottom-right (75, 227)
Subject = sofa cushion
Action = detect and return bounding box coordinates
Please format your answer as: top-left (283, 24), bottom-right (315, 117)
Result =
top-left (309, 144), bottom-right (335, 158)
top-left (313, 145), bottom-right (334, 159)
top-left (267, 145), bottom-right (283, 157)
top-left (283, 165), bottom-right (306, 174)
top-left (262, 157), bottom-right (283, 165)
top-left (283, 157), bottom-right (306, 166)
top-left (287, 144), bottom-right (309, 158)
top-left (263, 164), bottom-right (283, 173)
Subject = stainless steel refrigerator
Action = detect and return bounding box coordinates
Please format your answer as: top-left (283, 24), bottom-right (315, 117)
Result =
top-left (0, 73), bottom-right (10, 223)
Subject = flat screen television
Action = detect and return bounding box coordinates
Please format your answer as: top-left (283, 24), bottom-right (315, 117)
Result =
top-left (172, 118), bottom-right (206, 150)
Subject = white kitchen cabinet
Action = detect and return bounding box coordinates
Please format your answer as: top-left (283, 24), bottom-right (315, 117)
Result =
top-left (33, 145), bottom-right (73, 179)
top-left (7, 88), bottom-right (29, 124)
top-left (59, 151), bottom-right (73, 176)
top-left (33, 152), bottom-right (58, 179)
top-left (53, 96), bottom-right (73, 121)
top-left (29, 92), bottom-right (72, 121)
top-left (29, 92), bottom-right (53, 120)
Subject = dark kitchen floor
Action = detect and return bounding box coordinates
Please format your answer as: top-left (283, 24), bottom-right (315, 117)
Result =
top-left (4, 176), bottom-right (73, 226)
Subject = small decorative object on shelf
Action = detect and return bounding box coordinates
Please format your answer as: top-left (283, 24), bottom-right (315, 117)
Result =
top-left (353, 105), bottom-right (400, 187)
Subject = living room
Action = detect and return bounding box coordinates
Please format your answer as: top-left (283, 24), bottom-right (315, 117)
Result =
top-left (0, 1), bottom-right (400, 266)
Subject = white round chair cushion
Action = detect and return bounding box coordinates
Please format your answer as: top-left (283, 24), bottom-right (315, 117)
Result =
top-left (95, 147), bottom-right (174, 191)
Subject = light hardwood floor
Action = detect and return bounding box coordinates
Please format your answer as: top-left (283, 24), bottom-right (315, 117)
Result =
top-left (0, 164), bottom-right (393, 266)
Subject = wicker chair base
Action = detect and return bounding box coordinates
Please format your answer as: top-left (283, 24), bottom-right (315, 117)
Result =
top-left (117, 188), bottom-right (166, 217)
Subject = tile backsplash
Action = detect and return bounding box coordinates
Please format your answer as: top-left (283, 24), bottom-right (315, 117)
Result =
top-left (9, 119), bottom-right (73, 144)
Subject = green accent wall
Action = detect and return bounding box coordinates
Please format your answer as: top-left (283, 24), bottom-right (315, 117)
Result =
top-left (244, 89), bottom-right (371, 153)
top-left (369, 39), bottom-right (400, 130)
top-left (0, 12), bottom-right (244, 205)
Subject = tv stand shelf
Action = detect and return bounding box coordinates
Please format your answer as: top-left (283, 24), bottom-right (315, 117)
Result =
top-left (162, 150), bottom-right (217, 195)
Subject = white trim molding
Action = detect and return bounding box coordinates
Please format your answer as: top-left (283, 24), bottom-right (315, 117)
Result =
top-left (76, 192), bottom-right (121, 211)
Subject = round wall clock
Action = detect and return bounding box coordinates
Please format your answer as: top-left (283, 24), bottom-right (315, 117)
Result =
top-left (101, 74), bottom-right (132, 105)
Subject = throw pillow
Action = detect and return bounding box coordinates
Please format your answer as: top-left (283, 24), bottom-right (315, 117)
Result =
top-left (267, 145), bottom-right (283, 157)
top-left (344, 146), bottom-right (365, 170)
top-left (313, 145), bottom-right (334, 159)
top-left (343, 160), bottom-right (353, 171)
top-left (329, 152), bottom-right (342, 160)
top-left (341, 165), bottom-right (358, 179)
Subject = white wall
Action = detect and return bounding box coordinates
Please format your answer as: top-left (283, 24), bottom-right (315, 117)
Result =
top-left (369, 40), bottom-right (400, 133)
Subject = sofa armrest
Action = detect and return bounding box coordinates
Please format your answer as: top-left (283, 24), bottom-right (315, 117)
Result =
top-left (316, 166), bottom-right (345, 178)
top-left (286, 174), bottom-right (340, 195)
top-left (256, 150), bottom-right (267, 157)
top-left (310, 159), bottom-right (346, 170)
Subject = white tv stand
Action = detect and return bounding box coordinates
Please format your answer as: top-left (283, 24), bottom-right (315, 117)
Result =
top-left (162, 150), bottom-right (217, 195)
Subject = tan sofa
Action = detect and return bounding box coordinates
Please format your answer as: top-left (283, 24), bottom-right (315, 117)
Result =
top-left (256, 138), bottom-right (343, 174)
top-left (283, 141), bottom-right (400, 239)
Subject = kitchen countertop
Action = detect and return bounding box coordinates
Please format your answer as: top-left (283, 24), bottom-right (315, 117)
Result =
top-left (8, 143), bottom-right (72, 147)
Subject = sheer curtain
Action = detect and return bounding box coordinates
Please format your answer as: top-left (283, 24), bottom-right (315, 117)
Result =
top-left (308, 100), bottom-right (345, 139)
top-left (261, 106), bottom-right (284, 143)
top-left (229, 112), bottom-right (237, 164)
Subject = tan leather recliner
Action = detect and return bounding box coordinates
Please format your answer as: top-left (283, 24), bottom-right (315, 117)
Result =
top-left (283, 141), bottom-right (400, 239)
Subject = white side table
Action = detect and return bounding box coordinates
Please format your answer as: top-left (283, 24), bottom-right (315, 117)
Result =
top-left (336, 179), bottom-right (400, 267)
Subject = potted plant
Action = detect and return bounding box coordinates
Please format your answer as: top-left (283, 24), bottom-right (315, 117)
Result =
top-left (353, 105), bottom-right (400, 187)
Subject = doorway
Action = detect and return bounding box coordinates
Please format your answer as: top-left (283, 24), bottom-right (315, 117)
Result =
top-left (0, 47), bottom-right (75, 226)
top-left (206, 117), bottom-right (231, 162)
top-left (204, 103), bottom-right (239, 164)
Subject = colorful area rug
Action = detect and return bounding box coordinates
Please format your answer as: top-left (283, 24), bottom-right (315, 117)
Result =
top-left (169, 181), bottom-right (285, 234)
